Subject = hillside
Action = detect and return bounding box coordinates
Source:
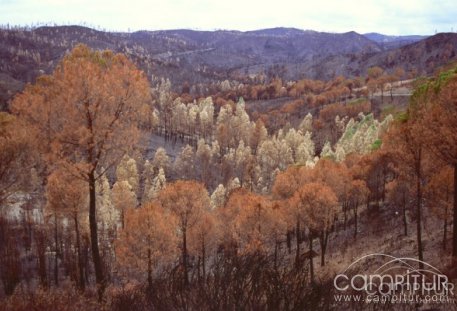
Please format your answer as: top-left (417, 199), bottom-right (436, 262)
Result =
top-left (363, 32), bottom-right (428, 49)
top-left (2, 32), bottom-right (457, 311)
top-left (1, 26), bottom-right (456, 110)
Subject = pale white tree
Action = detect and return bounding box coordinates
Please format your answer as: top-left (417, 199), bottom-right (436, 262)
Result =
top-left (174, 144), bottom-right (195, 179)
top-left (187, 102), bottom-right (199, 135)
top-left (333, 113), bottom-right (393, 161)
top-left (216, 104), bottom-right (233, 151)
top-left (216, 98), bottom-right (252, 150)
top-left (141, 160), bottom-right (154, 204)
top-left (257, 137), bottom-right (293, 173)
top-left (296, 131), bottom-right (315, 164)
top-left (116, 155), bottom-right (140, 195)
top-left (234, 140), bottom-right (252, 185)
top-left (97, 173), bottom-right (118, 231)
top-left (220, 79), bottom-right (231, 92)
top-left (284, 128), bottom-right (304, 162)
top-left (155, 77), bottom-right (173, 133)
top-left (112, 180), bottom-right (137, 229)
top-left (196, 138), bottom-right (213, 186)
top-left (320, 141), bottom-right (336, 160)
top-left (256, 136), bottom-right (293, 190)
top-left (227, 177), bottom-right (241, 193)
top-left (211, 140), bottom-right (221, 159)
top-left (145, 167), bottom-right (167, 202)
top-left (152, 147), bottom-right (171, 174)
top-left (298, 113), bottom-right (313, 133)
top-left (198, 97), bottom-right (215, 138)
top-left (232, 98), bottom-right (252, 147)
top-left (210, 184), bottom-right (227, 209)
top-left (150, 108), bottom-right (160, 130)
top-left (172, 99), bottom-right (188, 134)
top-left (335, 115), bottom-right (347, 134)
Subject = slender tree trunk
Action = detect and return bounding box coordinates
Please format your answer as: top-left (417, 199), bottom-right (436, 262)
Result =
top-left (309, 234), bottom-right (314, 284)
top-left (84, 240), bottom-right (90, 285)
top-left (54, 211), bottom-right (59, 286)
top-left (274, 242), bottom-right (278, 271)
top-left (295, 220), bottom-right (301, 269)
top-left (286, 231), bottom-right (291, 254)
top-left (443, 208), bottom-right (448, 250)
top-left (201, 240), bottom-right (206, 279)
top-left (353, 204), bottom-right (358, 239)
top-left (343, 202), bottom-right (347, 230)
top-left (35, 230), bottom-right (48, 288)
top-left (390, 86), bottom-right (393, 102)
top-left (121, 209), bottom-right (125, 230)
top-left (89, 170), bottom-right (105, 299)
top-left (403, 192), bottom-right (408, 236)
top-left (182, 227), bottom-right (188, 286)
top-left (319, 231), bottom-right (328, 267)
top-left (416, 154), bottom-right (424, 270)
top-left (452, 164), bottom-right (457, 259)
top-left (147, 248), bottom-right (152, 288)
top-left (197, 256), bottom-right (201, 281)
top-left (74, 212), bottom-right (84, 291)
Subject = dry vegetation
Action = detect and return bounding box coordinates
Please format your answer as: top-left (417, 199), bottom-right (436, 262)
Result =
top-left (0, 44), bottom-right (457, 310)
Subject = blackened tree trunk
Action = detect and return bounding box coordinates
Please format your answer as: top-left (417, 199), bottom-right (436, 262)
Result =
top-left (319, 230), bottom-right (329, 267)
top-left (89, 170), bottom-right (105, 299)
top-left (403, 192), bottom-right (408, 236)
top-left (201, 240), bottom-right (206, 279)
top-left (443, 206), bottom-right (448, 250)
top-left (147, 248), bottom-right (152, 288)
top-left (295, 220), bottom-right (301, 269)
top-left (54, 212), bottom-right (59, 286)
top-left (286, 231), bottom-right (291, 254)
top-left (353, 203), bottom-right (358, 239)
top-left (309, 234), bottom-right (314, 284)
top-left (74, 212), bottom-right (85, 291)
top-left (182, 227), bottom-right (188, 286)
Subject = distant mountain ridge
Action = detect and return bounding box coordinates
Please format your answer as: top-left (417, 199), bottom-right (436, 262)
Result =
top-left (363, 32), bottom-right (427, 43)
top-left (363, 32), bottom-right (429, 50)
top-left (0, 25), bottom-right (456, 110)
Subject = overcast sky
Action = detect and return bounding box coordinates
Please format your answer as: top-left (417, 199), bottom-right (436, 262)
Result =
top-left (1, 0), bottom-right (456, 35)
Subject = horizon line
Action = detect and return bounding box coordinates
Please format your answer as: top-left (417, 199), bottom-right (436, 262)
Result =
top-left (0, 22), bottom-right (435, 37)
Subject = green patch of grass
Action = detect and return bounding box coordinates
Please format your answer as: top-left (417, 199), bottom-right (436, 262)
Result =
top-left (395, 111), bottom-right (409, 123)
top-left (371, 139), bottom-right (382, 151)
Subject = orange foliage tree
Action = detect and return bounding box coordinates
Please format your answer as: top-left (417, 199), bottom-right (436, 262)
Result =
top-left (116, 202), bottom-right (178, 288)
top-left (0, 113), bottom-right (31, 205)
top-left (46, 169), bottom-right (87, 290)
top-left (223, 189), bottom-right (286, 264)
top-left (348, 179), bottom-right (369, 239)
top-left (425, 166), bottom-right (454, 250)
top-left (422, 74), bottom-right (457, 259)
top-left (385, 111), bottom-right (427, 270)
top-left (188, 209), bottom-right (219, 280)
top-left (158, 180), bottom-right (211, 285)
top-left (291, 182), bottom-right (338, 282)
top-left (11, 44), bottom-right (151, 295)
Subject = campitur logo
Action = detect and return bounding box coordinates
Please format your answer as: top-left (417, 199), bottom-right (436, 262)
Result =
top-left (333, 253), bottom-right (456, 305)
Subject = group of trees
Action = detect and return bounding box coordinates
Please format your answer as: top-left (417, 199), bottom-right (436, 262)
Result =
top-left (385, 68), bottom-right (457, 264)
top-left (209, 65), bottom-right (408, 104)
top-left (157, 65), bottom-right (407, 137)
top-left (1, 45), bottom-right (456, 310)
